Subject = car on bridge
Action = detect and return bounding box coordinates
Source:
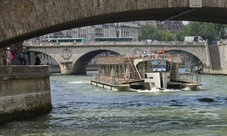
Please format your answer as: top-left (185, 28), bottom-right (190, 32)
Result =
top-left (184, 36), bottom-right (205, 43)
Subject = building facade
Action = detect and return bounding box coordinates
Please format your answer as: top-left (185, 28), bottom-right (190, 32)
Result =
top-left (29, 21), bottom-right (152, 43)
top-left (27, 21), bottom-right (150, 65)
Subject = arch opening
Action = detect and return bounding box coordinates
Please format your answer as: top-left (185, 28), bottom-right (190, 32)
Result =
top-left (166, 50), bottom-right (203, 73)
top-left (26, 51), bottom-right (61, 72)
top-left (72, 50), bottom-right (120, 75)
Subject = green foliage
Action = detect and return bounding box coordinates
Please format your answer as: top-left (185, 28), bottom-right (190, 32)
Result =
top-left (140, 25), bottom-right (174, 41)
top-left (160, 30), bottom-right (175, 41)
top-left (176, 22), bottom-right (227, 44)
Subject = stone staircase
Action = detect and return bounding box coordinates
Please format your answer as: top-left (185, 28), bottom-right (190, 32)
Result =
top-left (129, 63), bottom-right (141, 80)
top-left (208, 45), bottom-right (221, 70)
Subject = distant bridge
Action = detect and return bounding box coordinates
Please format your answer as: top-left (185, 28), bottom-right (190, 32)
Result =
top-left (26, 41), bottom-right (210, 75)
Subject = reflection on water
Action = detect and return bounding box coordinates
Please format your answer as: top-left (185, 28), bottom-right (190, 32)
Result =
top-left (1, 72), bottom-right (227, 136)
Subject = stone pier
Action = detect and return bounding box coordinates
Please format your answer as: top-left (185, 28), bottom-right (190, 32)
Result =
top-left (0, 65), bottom-right (52, 125)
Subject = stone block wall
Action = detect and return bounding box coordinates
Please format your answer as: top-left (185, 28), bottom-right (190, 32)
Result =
top-left (0, 65), bottom-right (52, 125)
top-left (1, 0), bottom-right (227, 47)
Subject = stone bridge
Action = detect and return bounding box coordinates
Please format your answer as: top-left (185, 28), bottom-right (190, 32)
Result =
top-left (26, 41), bottom-right (209, 74)
top-left (0, 0), bottom-right (227, 47)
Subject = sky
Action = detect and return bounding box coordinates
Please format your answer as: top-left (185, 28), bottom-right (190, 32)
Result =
top-left (183, 21), bottom-right (189, 25)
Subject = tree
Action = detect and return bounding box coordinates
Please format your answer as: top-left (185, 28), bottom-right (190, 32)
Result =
top-left (160, 30), bottom-right (175, 41)
top-left (176, 22), bottom-right (227, 44)
top-left (140, 25), bottom-right (174, 41)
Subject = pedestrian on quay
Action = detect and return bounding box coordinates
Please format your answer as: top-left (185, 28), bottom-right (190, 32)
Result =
top-left (11, 45), bottom-right (17, 55)
top-left (23, 52), bottom-right (27, 65)
top-left (5, 47), bottom-right (12, 65)
top-left (35, 56), bottom-right (41, 65)
top-left (18, 52), bottom-right (24, 65)
top-left (21, 44), bottom-right (26, 53)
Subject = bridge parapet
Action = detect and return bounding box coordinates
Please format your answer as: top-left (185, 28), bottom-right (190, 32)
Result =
top-left (25, 41), bottom-right (206, 46)
top-left (217, 40), bottom-right (227, 46)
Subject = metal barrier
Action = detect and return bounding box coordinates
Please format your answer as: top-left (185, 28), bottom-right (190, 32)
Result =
top-left (95, 55), bottom-right (126, 64)
top-left (95, 54), bottom-right (181, 64)
top-left (92, 74), bottom-right (124, 85)
top-left (178, 73), bottom-right (201, 84)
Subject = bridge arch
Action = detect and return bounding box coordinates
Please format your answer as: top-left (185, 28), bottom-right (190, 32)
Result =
top-left (1, 0), bottom-right (227, 47)
top-left (26, 51), bottom-right (61, 66)
top-left (166, 47), bottom-right (206, 65)
top-left (72, 50), bottom-right (120, 75)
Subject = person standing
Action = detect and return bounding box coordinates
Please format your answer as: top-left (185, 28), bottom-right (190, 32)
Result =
top-left (5, 47), bottom-right (12, 65)
top-left (18, 52), bottom-right (24, 65)
top-left (21, 45), bottom-right (26, 53)
top-left (11, 45), bottom-right (17, 55)
top-left (35, 56), bottom-right (41, 65)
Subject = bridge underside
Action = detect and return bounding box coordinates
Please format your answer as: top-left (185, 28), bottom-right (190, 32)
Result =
top-left (1, 3), bottom-right (227, 47)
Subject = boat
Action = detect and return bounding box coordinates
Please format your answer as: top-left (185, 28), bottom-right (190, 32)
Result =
top-left (91, 53), bottom-right (201, 91)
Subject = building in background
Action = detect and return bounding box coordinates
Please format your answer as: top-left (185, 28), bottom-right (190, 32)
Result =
top-left (28, 20), bottom-right (185, 66)
top-left (156, 20), bottom-right (184, 36)
top-left (29, 20), bottom-right (184, 43)
top-left (30, 21), bottom-right (154, 43)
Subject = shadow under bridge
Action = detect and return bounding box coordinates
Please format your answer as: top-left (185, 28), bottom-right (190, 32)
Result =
top-left (70, 50), bottom-right (119, 75)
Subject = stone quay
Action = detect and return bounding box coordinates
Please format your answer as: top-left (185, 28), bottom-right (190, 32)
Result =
top-left (0, 65), bottom-right (52, 125)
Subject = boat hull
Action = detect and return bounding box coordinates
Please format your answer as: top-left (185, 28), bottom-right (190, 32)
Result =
top-left (184, 83), bottom-right (199, 91)
top-left (91, 80), bottom-right (130, 91)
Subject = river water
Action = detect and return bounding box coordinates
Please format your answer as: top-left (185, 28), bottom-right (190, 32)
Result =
top-left (1, 71), bottom-right (227, 136)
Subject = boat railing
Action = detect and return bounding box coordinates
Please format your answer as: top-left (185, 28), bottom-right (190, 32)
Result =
top-left (92, 74), bottom-right (123, 85)
top-left (132, 54), bottom-right (181, 62)
top-left (177, 73), bottom-right (201, 84)
top-left (91, 70), bottom-right (140, 85)
top-left (96, 55), bottom-right (127, 64)
top-left (95, 54), bottom-right (181, 64)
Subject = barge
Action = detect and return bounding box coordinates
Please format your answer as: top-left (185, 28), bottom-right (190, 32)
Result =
top-left (91, 54), bottom-right (201, 91)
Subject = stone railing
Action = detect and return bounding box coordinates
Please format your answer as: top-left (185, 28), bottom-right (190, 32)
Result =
top-left (25, 41), bottom-right (206, 46)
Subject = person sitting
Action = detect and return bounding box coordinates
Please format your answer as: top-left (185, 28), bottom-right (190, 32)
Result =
top-left (161, 46), bottom-right (167, 54)
top-left (144, 50), bottom-right (148, 57)
top-left (161, 48), bottom-right (165, 54)
top-left (154, 50), bottom-right (159, 58)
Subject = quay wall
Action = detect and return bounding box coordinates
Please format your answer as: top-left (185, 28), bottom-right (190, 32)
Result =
top-left (0, 65), bottom-right (52, 125)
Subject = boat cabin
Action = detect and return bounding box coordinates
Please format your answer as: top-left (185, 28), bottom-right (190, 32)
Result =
top-left (91, 54), bottom-right (201, 91)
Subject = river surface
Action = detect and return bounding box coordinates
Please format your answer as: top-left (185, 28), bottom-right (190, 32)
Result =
top-left (1, 71), bottom-right (227, 136)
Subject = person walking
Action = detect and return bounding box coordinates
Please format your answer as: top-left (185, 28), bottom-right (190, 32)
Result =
top-left (5, 47), bottom-right (12, 65)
